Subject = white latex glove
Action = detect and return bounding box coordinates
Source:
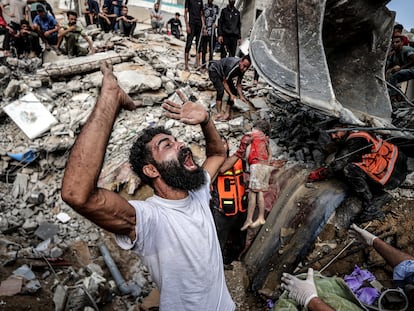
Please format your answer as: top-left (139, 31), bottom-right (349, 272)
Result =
top-left (281, 268), bottom-right (318, 308)
top-left (349, 223), bottom-right (378, 246)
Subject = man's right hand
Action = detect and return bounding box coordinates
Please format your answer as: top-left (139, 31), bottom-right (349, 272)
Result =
top-left (218, 36), bottom-right (223, 44)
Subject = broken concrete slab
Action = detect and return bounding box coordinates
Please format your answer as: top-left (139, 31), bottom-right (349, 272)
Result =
top-left (3, 93), bottom-right (58, 140)
top-left (36, 50), bottom-right (136, 78)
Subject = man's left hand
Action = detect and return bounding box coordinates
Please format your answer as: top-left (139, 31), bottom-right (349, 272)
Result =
top-left (162, 90), bottom-right (208, 125)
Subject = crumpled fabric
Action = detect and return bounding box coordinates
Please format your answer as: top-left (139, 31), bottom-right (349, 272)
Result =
top-left (275, 271), bottom-right (367, 311)
top-left (344, 265), bottom-right (380, 305)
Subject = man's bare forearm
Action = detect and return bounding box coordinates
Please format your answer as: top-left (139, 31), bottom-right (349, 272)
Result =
top-left (62, 76), bottom-right (122, 204)
top-left (201, 114), bottom-right (225, 158)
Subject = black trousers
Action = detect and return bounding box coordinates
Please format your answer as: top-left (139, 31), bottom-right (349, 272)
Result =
top-left (211, 208), bottom-right (247, 265)
top-left (220, 34), bottom-right (238, 58)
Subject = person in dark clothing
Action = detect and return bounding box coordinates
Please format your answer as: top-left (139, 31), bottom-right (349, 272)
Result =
top-left (208, 55), bottom-right (251, 120)
top-left (201, 0), bottom-right (219, 70)
top-left (14, 20), bottom-right (42, 58)
top-left (166, 12), bottom-right (182, 39)
top-left (211, 135), bottom-right (247, 269)
top-left (217, 0), bottom-right (241, 58)
top-left (310, 128), bottom-right (407, 223)
top-left (98, 5), bottom-right (117, 33)
top-left (116, 6), bottom-right (137, 37)
top-left (184, 0), bottom-right (204, 71)
top-left (86, 0), bottom-right (100, 25)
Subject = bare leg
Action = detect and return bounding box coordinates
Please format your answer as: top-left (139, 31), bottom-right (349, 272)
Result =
top-left (241, 191), bottom-right (256, 231)
top-left (196, 51), bottom-right (201, 68)
top-left (373, 238), bottom-right (414, 268)
top-left (222, 104), bottom-right (231, 120)
top-left (216, 100), bottom-right (222, 119)
top-left (251, 191), bottom-right (266, 228)
top-left (184, 52), bottom-right (189, 71)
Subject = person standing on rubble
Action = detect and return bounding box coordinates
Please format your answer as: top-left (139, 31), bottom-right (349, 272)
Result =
top-left (61, 61), bottom-right (235, 310)
top-left (184, 0), bottom-right (204, 71)
top-left (309, 128), bottom-right (407, 223)
top-left (200, 0), bottom-right (219, 71)
top-left (210, 134), bottom-right (248, 270)
top-left (208, 54), bottom-right (251, 120)
top-left (386, 35), bottom-right (414, 102)
top-left (217, 0), bottom-right (241, 58)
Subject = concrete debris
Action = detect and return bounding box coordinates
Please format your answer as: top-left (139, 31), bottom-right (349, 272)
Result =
top-left (0, 16), bottom-right (412, 311)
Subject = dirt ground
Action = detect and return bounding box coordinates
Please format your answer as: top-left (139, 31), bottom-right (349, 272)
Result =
top-left (1, 195), bottom-right (413, 311)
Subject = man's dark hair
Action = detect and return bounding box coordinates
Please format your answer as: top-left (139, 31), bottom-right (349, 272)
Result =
top-left (36, 4), bottom-right (45, 11)
top-left (67, 10), bottom-right (77, 18)
top-left (393, 24), bottom-right (404, 32)
top-left (392, 35), bottom-right (403, 41)
top-left (175, 12), bottom-right (180, 16)
top-left (242, 54), bottom-right (251, 64)
top-left (20, 19), bottom-right (30, 27)
top-left (129, 126), bottom-right (172, 186)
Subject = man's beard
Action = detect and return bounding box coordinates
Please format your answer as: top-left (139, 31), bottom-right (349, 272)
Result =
top-left (154, 148), bottom-right (205, 191)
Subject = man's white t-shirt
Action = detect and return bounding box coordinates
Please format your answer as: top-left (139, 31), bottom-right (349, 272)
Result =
top-left (116, 173), bottom-right (235, 311)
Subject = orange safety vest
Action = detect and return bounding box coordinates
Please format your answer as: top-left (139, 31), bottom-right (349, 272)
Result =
top-left (347, 132), bottom-right (398, 185)
top-left (215, 159), bottom-right (247, 216)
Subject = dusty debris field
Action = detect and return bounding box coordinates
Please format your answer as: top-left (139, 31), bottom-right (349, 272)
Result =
top-left (0, 194), bottom-right (413, 310)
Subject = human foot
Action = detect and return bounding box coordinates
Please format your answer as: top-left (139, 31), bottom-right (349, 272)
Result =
top-left (250, 219), bottom-right (266, 229)
top-left (240, 220), bottom-right (253, 231)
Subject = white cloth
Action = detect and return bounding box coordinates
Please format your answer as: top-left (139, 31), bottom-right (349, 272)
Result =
top-left (116, 172), bottom-right (234, 311)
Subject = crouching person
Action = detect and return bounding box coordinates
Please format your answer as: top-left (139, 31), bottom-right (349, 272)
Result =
top-left (14, 20), bottom-right (42, 58)
top-left (57, 11), bottom-right (95, 57)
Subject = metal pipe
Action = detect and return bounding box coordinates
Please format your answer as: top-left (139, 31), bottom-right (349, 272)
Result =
top-left (98, 242), bottom-right (141, 297)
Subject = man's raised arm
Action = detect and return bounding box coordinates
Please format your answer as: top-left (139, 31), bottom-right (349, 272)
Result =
top-left (61, 61), bottom-right (140, 241)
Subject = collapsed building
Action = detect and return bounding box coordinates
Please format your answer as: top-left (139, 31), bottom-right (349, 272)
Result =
top-left (0, 0), bottom-right (414, 310)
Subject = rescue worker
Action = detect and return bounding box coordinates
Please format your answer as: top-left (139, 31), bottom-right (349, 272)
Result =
top-left (210, 135), bottom-right (247, 269)
top-left (309, 128), bottom-right (407, 223)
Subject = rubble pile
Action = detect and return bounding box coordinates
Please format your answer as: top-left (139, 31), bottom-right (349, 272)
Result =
top-left (0, 27), bottom-right (413, 310)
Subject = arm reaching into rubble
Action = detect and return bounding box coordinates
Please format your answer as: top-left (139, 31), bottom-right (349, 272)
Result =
top-left (350, 224), bottom-right (414, 268)
top-left (61, 61), bottom-right (141, 242)
top-left (162, 93), bottom-right (226, 179)
top-left (236, 76), bottom-right (248, 103)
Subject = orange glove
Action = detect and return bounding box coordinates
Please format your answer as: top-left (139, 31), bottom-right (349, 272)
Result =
top-left (307, 167), bottom-right (328, 181)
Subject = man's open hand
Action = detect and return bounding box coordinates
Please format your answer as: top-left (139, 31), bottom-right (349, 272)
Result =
top-left (162, 90), bottom-right (208, 125)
